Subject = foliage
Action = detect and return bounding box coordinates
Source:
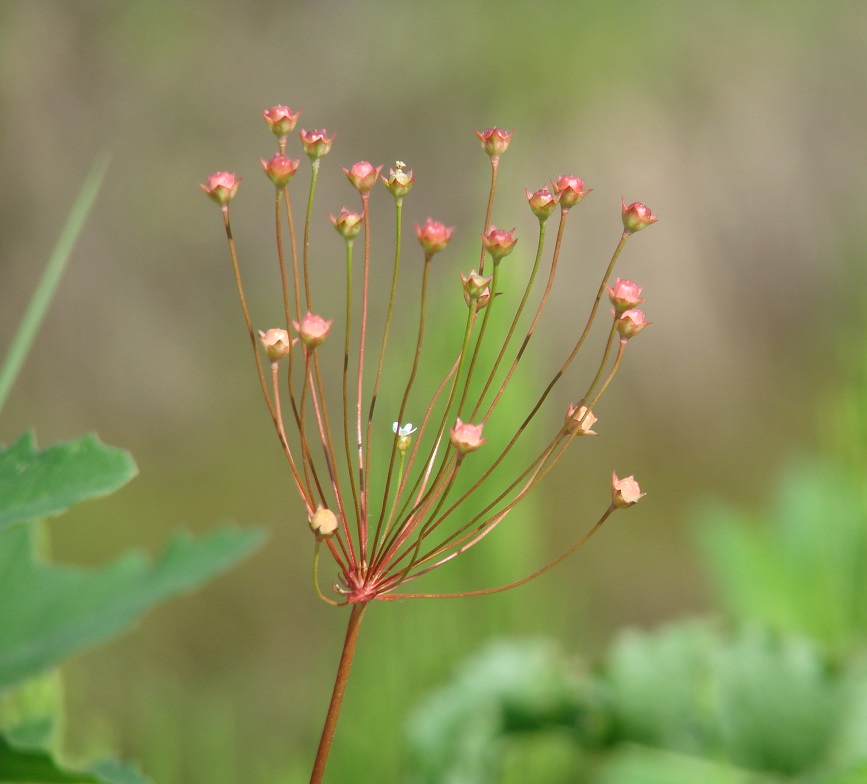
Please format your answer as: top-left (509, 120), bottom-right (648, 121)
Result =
top-left (408, 624), bottom-right (867, 783)
top-left (0, 158), bottom-right (264, 783)
top-left (406, 336), bottom-right (867, 782)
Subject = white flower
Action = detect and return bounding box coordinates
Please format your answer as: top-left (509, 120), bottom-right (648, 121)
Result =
top-left (392, 422), bottom-right (417, 436)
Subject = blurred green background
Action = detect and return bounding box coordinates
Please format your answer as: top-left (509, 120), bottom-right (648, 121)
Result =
top-left (1, 0), bottom-right (865, 781)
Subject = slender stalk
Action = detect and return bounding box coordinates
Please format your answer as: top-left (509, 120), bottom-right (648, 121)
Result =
top-left (309, 603), bottom-right (368, 784)
top-left (341, 239), bottom-right (362, 528)
top-left (0, 151), bottom-right (110, 415)
top-left (477, 155), bottom-right (499, 275)
top-left (382, 506), bottom-right (615, 600)
top-left (302, 159), bottom-right (321, 311)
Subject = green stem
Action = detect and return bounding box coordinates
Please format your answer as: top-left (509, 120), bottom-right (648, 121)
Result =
top-left (309, 603), bottom-right (368, 784)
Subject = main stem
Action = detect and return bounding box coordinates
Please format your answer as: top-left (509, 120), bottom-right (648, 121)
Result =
top-left (309, 602), bottom-right (368, 784)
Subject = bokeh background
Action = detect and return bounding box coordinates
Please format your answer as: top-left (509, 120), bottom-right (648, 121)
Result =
top-left (1, 0), bottom-right (865, 781)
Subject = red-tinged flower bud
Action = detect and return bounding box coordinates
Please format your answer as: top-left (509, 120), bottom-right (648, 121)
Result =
top-left (262, 105), bottom-right (301, 138)
top-left (415, 219), bottom-right (454, 257)
top-left (482, 226), bottom-right (518, 261)
top-left (259, 153), bottom-right (301, 188)
top-left (552, 175), bottom-right (591, 209)
top-left (607, 278), bottom-right (646, 314)
top-left (292, 312), bottom-right (333, 348)
top-left (612, 472), bottom-right (644, 508)
top-left (461, 269), bottom-right (494, 310)
top-left (299, 129), bottom-right (335, 159)
top-left (343, 161), bottom-right (383, 193)
top-left (460, 269), bottom-right (493, 301)
top-left (564, 403), bottom-right (598, 436)
top-left (309, 505), bottom-right (338, 537)
top-left (621, 199), bottom-right (658, 234)
top-left (475, 128), bottom-right (513, 157)
top-left (525, 186), bottom-right (558, 221)
top-left (199, 171), bottom-right (241, 207)
top-left (615, 308), bottom-right (651, 340)
top-left (329, 207), bottom-right (363, 240)
top-left (382, 161), bottom-right (415, 200)
top-left (258, 328), bottom-right (292, 362)
top-left (450, 418), bottom-right (486, 455)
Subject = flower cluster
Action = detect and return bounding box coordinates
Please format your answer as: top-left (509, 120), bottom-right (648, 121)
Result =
top-left (201, 111), bottom-right (657, 606)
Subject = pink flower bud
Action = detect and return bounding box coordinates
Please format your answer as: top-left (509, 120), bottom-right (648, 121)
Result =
top-left (258, 328), bottom-right (292, 362)
top-left (621, 199), bottom-right (658, 234)
top-left (199, 171), bottom-right (241, 207)
top-left (607, 278), bottom-right (646, 314)
top-left (461, 270), bottom-right (494, 310)
top-left (612, 472), bottom-right (643, 508)
top-left (525, 186), bottom-right (558, 221)
top-left (259, 153), bottom-right (301, 188)
top-left (329, 207), bottom-right (364, 240)
top-left (475, 128), bottom-right (513, 157)
top-left (615, 308), bottom-right (651, 340)
top-left (262, 105), bottom-right (301, 138)
top-left (309, 505), bottom-right (338, 537)
top-left (292, 312), bottom-right (333, 348)
top-left (382, 162), bottom-right (415, 200)
top-left (552, 175), bottom-right (591, 209)
top-left (449, 418), bottom-right (486, 455)
top-left (481, 226), bottom-right (518, 261)
top-left (564, 403), bottom-right (598, 436)
top-left (415, 219), bottom-right (454, 257)
top-left (299, 129), bottom-right (335, 159)
top-left (343, 161), bottom-right (383, 193)
top-left (461, 269), bottom-right (493, 301)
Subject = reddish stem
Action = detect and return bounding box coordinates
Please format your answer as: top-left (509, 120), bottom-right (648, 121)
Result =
top-left (309, 602), bottom-right (368, 784)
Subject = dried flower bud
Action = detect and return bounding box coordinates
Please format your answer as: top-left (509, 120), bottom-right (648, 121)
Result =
top-left (262, 105), bottom-right (301, 138)
top-left (607, 278), bottom-right (646, 314)
top-left (200, 172), bottom-right (241, 207)
top-left (293, 312), bottom-right (333, 347)
top-left (612, 472), bottom-right (644, 508)
top-left (552, 175), bottom-right (591, 209)
top-left (525, 186), bottom-right (558, 221)
top-left (299, 129), bottom-right (335, 159)
top-left (415, 219), bottom-right (454, 257)
top-left (449, 418), bottom-right (486, 455)
top-left (481, 226), bottom-right (518, 261)
top-left (329, 207), bottom-right (364, 240)
top-left (343, 161), bottom-right (383, 193)
top-left (621, 199), bottom-right (658, 234)
top-left (615, 308), bottom-right (651, 340)
top-left (564, 404), bottom-right (598, 436)
top-left (309, 505), bottom-right (338, 537)
top-left (382, 162), bottom-right (415, 200)
top-left (260, 154), bottom-right (301, 188)
top-left (475, 128), bottom-right (513, 157)
top-left (258, 328), bottom-right (292, 362)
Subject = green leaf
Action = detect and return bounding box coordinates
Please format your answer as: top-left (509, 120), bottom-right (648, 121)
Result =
top-left (713, 628), bottom-right (843, 775)
top-left (0, 730), bottom-right (98, 782)
top-left (0, 727), bottom-right (152, 784)
top-left (698, 459), bottom-right (867, 654)
top-left (602, 621), bottom-right (721, 755)
top-left (86, 758), bottom-right (151, 784)
top-left (0, 434), bottom-right (137, 534)
top-left (0, 523), bottom-right (265, 692)
top-left (406, 640), bottom-right (595, 784)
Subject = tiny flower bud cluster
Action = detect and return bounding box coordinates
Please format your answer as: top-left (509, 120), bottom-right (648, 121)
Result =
top-left (203, 109), bottom-right (657, 607)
